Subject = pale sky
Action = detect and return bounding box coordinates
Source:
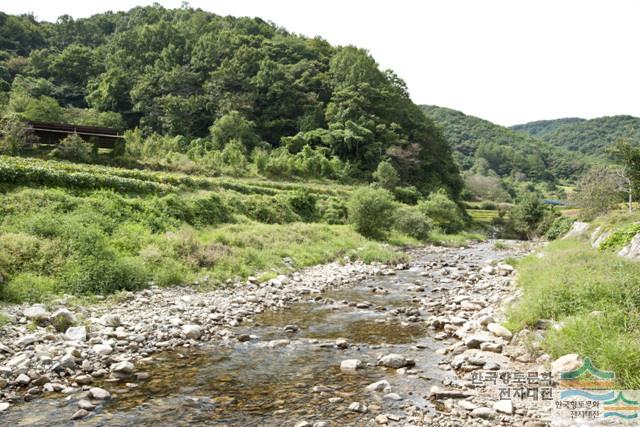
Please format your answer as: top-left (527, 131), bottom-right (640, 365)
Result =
top-left (3, 0), bottom-right (640, 126)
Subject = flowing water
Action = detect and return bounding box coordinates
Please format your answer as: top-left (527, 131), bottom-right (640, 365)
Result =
top-left (3, 242), bottom-right (509, 426)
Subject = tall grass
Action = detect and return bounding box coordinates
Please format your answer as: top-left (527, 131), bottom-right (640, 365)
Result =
top-left (508, 239), bottom-right (640, 388)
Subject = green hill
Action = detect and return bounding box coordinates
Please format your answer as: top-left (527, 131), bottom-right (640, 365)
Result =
top-left (0, 6), bottom-right (462, 196)
top-left (421, 105), bottom-right (587, 182)
top-left (511, 115), bottom-right (640, 157)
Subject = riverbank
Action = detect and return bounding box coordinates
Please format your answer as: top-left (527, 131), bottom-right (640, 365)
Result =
top-left (0, 241), bottom-right (560, 426)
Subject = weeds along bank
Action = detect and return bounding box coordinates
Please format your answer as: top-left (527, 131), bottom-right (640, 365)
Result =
top-left (0, 156), bottom-right (477, 305)
top-left (507, 210), bottom-right (640, 389)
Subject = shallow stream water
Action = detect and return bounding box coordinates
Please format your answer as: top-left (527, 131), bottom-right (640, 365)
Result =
top-left (4, 242), bottom-right (508, 426)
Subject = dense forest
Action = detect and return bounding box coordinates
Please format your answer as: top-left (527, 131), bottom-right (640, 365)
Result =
top-left (512, 115), bottom-right (640, 158)
top-left (421, 105), bottom-right (588, 182)
top-left (0, 6), bottom-right (463, 197)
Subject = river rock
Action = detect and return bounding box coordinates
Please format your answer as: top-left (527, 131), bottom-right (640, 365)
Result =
top-left (379, 353), bottom-right (413, 369)
top-left (487, 323), bottom-right (512, 339)
top-left (551, 354), bottom-right (582, 374)
top-left (92, 344), bottom-right (113, 355)
top-left (89, 387), bottom-right (111, 400)
top-left (16, 373), bottom-right (31, 385)
top-left (99, 314), bottom-right (121, 327)
top-left (71, 409), bottom-right (89, 420)
top-left (348, 402), bottom-right (368, 413)
top-left (340, 359), bottom-right (363, 372)
top-left (65, 326), bottom-right (87, 342)
top-left (0, 402), bottom-right (10, 412)
top-left (78, 399), bottom-right (96, 410)
top-left (182, 324), bottom-right (202, 340)
top-left (75, 374), bottom-right (93, 385)
top-left (60, 354), bottom-right (77, 369)
top-left (471, 407), bottom-right (496, 419)
top-left (51, 309), bottom-right (76, 332)
top-left (335, 338), bottom-right (349, 349)
top-left (464, 333), bottom-right (493, 349)
top-left (16, 334), bottom-right (37, 347)
top-left (366, 379), bottom-right (390, 392)
top-left (494, 399), bottom-right (514, 414)
top-left (24, 305), bottom-right (50, 322)
top-left (111, 361), bottom-right (135, 377)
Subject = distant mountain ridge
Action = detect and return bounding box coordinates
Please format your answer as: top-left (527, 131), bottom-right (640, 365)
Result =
top-left (421, 105), bottom-right (587, 182)
top-left (511, 115), bottom-right (640, 158)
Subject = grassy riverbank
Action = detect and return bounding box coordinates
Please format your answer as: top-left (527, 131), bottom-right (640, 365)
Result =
top-left (0, 157), bottom-right (484, 304)
top-left (508, 238), bottom-right (640, 388)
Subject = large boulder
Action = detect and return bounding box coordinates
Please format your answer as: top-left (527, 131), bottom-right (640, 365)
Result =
top-left (618, 233), bottom-right (640, 261)
top-left (378, 353), bottom-right (414, 369)
top-left (562, 221), bottom-right (588, 239)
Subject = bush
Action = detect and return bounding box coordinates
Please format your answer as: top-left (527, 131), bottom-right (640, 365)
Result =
top-left (393, 186), bottom-right (420, 205)
top-left (600, 223), bottom-right (640, 251)
top-left (61, 255), bottom-right (148, 295)
top-left (393, 206), bottom-right (432, 240)
top-left (0, 114), bottom-right (36, 155)
top-left (507, 192), bottom-right (547, 239)
top-left (348, 187), bottom-right (396, 239)
top-left (50, 133), bottom-right (94, 162)
top-left (288, 191), bottom-right (318, 222)
top-left (1, 272), bottom-right (57, 303)
top-left (545, 216), bottom-right (575, 240)
top-left (373, 160), bottom-right (400, 191)
top-left (421, 189), bottom-right (464, 233)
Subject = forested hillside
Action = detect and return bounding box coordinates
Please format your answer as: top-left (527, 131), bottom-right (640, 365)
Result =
top-left (421, 105), bottom-right (587, 182)
top-left (511, 115), bottom-right (640, 158)
top-left (0, 6), bottom-right (462, 196)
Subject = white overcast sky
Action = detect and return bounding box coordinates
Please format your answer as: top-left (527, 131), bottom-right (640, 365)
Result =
top-left (2, 0), bottom-right (640, 126)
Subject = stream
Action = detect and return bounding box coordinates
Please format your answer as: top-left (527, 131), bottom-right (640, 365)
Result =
top-left (3, 242), bottom-right (516, 426)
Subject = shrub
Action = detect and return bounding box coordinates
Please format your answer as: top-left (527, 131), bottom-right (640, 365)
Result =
top-left (600, 223), bottom-right (640, 251)
top-left (373, 160), bottom-right (400, 191)
top-left (61, 255), bottom-right (148, 295)
top-left (545, 216), bottom-right (575, 240)
top-left (348, 187), bottom-right (396, 239)
top-left (394, 206), bottom-right (432, 240)
top-left (319, 198), bottom-right (348, 225)
top-left (1, 273), bottom-right (57, 303)
top-left (50, 133), bottom-right (94, 162)
top-left (0, 114), bottom-right (36, 155)
top-left (507, 192), bottom-right (547, 239)
top-left (393, 186), bottom-right (420, 205)
top-left (421, 189), bottom-right (464, 233)
top-left (288, 191), bottom-right (318, 222)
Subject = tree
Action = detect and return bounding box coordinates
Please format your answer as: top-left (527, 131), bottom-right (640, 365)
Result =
top-left (209, 111), bottom-right (261, 150)
top-left (0, 114), bottom-right (36, 154)
top-left (49, 133), bottom-right (94, 162)
top-left (508, 192), bottom-right (547, 239)
top-left (571, 166), bottom-right (624, 220)
top-left (608, 140), bottom-right (640, 212)
top-left (347, 187), bottom-right (396, 239)
top-left (372, 160), bottom-right (400, 191)
top-left (421, 189), bottom-right (464, 233)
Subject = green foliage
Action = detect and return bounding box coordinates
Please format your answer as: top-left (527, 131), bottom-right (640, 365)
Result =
top-left (507, 239), bottom-right (640, 388)
top-left (49, 133), bottom-right (94, 162)
top-left (506, 192), bottom-right (548, 239)
top-left (513, 115), bottom-right (640, 159)
top-left (600, 223), bottom-right (640, 251)
top-left (393, 206), bottom-right (432, 240)
top-left (373, 160), bottom-right (400, 191)
top-left (347, 187), bottom-right (396, 239)
top-left (393, 186), bottom-right (420, 205)
top-left (421, 189), bottom-right (464, 233)
top-left (1, 272), bottom-right (57, 303)
top-left (422, 105), bottom-right (587, 182)
top-left (545, 216), bottom-right (575, 240)
top-left (570, 166), bottom-right (623, 220)
top-left (0, 114), bottom-right (36, 154)
top-left (0, 6), bottom-right (463, 195)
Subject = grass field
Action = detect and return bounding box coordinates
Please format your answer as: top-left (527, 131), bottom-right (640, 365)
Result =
top-left (507, 238), bottom-right (640, 388)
